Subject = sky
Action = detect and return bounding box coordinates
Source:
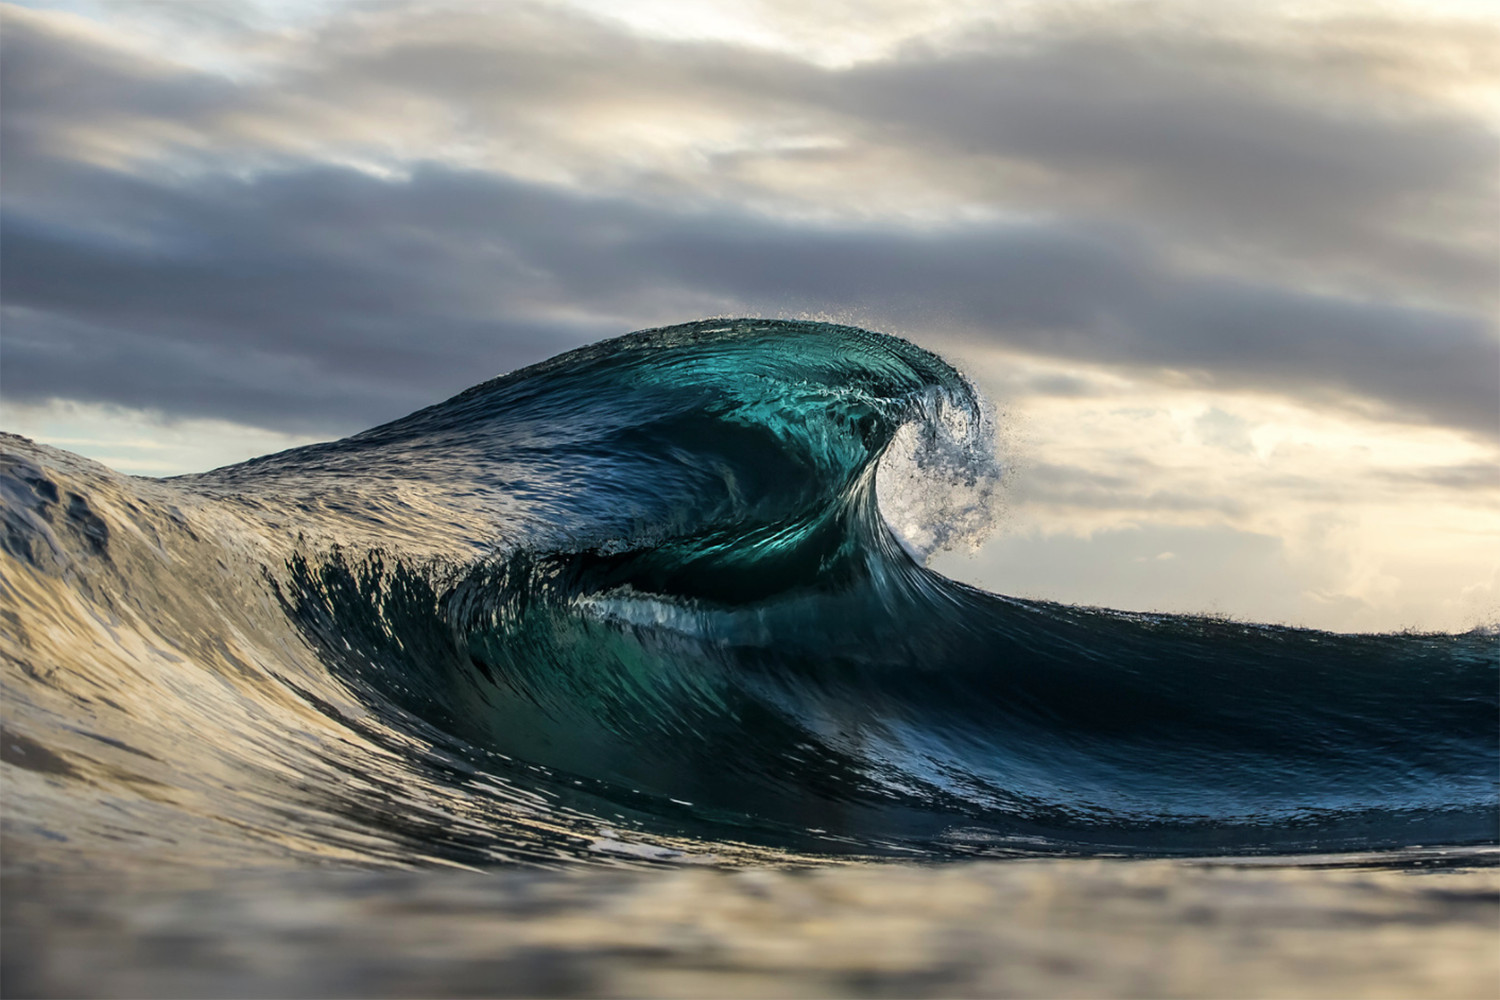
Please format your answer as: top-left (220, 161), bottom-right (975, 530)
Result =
top-left (2, 0), bottom-right (1496, 632)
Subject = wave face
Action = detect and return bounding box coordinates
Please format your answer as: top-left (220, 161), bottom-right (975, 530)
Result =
top-left (2, 319), bottom-right (1496, 869)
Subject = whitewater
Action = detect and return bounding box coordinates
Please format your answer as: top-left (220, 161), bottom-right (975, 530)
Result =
top-left (3, 319), bottom-right (1496, 996)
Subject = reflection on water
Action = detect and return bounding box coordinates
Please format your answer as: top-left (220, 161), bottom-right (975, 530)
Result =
top-left (5, 853), bottom-right (1498, 998)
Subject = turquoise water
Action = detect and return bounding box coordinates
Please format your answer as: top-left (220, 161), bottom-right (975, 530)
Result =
top-left (2, 319), bottom-right (1495, 870)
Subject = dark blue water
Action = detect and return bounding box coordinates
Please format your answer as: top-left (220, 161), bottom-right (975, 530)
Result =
top-left (2, 319), bottom-right (1495, 869)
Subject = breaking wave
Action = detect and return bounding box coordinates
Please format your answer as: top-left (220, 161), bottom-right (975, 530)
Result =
top-left (3, 319), bottom-right (1495, 869)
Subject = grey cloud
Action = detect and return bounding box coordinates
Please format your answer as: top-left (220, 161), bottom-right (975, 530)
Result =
top-left (1011, 373), bottom-right (1103, 400)
top-left (1004, 462), bottom-right (1250, 518)
top-left (1, 307), bottom-right (423, 432)
top-left (0, 9), bottom-right (246, 162)
top-left (283, 3), bottom-right (1500, 305)
top-left (0, 161), bottom-right (613, 431)
top-left (3, 156), bottom-right (1496, 436)
top-left (834, 32), bottom-right (1498, 302)
top-left (9, 2), bottom-right (1495, 310)
top-left (1, 2), bottom-right (1495, 438)
top-left (1378, 463), bottom-right (1500, 492)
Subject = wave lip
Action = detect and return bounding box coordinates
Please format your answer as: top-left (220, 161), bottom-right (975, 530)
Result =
top-left (2, 319), bottom-right (1497, 869)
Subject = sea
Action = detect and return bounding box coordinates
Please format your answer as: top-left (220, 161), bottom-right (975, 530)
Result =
top-left (3, 319), bottom-right (1496, 997)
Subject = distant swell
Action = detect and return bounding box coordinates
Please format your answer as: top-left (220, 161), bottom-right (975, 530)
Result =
top-left (2, 319), bottom-right (1496, 870)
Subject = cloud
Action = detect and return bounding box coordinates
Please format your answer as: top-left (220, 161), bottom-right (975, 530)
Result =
top-left (833, 14), bottom-right (1500, 296)
top-left (0, 162), bottom-right (615, 431)
top-left (1, 0), bottom-right (1495, 438)
top-left (1000, 462), bottom-right (1250, 518)
top-left (15, 1), bottom-right (1493, 294)
top-left (4, 156), bottom-right (1494, 435)
top-left (1378, 462), bottom-right (1500, 492)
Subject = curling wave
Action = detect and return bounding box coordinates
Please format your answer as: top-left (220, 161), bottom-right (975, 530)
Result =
top-left (2, 319), bottom-right (1496, 869)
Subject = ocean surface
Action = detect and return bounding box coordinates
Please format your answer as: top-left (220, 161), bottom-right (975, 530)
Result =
top-left (2, 319), bottom-right (1497, 995)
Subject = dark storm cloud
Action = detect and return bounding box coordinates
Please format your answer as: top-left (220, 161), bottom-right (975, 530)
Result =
top-left (1, 1), bottom-right (1495, 436)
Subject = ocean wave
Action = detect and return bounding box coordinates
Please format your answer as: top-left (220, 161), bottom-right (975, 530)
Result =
top-left (3, 319), bottom-right (1495, 869)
